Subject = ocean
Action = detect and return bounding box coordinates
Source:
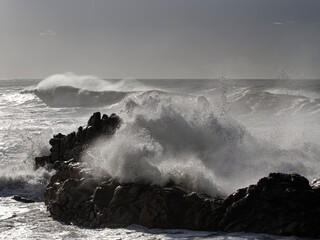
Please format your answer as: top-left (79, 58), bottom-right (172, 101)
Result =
top-left (0, 74), bottom-right (319, 239)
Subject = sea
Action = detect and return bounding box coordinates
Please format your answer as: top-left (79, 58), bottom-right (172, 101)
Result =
top-left (0, 73), bottom-right (319, 239)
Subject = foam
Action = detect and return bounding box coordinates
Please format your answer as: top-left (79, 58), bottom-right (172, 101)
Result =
top-left (81, 93), bottom-right (253, 195)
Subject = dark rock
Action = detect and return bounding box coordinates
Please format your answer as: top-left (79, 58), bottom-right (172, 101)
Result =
top-left (93, 180), bottom-right (117, 211)
top-left (35, 156), bottom-right (52, 168)
top-left (44, 162), bottom-right (223, 230)
top-left (13, 195), bottom-right (35, 203)
top-left (218, 173), bottom-right (320, 237)
top-left (54, 133), bottom-right (65, 139)
top-left (49, 137), bottom-right (61, 146)
top-left (35, 112), bottom-right (121, 168)
top-left (88, 112), bottom-right (101, 129)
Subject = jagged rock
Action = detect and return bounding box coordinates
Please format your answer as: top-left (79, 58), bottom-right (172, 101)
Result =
top-left (44, 162), bottom-right (223, 229)
top-left (44, 162), bottom-right (320, 237)
top-left (35, 112), bottom-right (121, 168)
top-left (218, 173), bottom-right (320, 237)
top-left (36, 113), bottom-right (320, 238)
top-left (88, 112), bottom-right (101, 129)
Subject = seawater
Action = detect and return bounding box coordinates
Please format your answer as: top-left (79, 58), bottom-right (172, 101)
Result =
top-left (0, 74), bottom-right (319, 239)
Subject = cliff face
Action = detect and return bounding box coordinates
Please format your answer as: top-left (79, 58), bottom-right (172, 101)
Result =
top-left (36, 112), bottom-right (320, 238)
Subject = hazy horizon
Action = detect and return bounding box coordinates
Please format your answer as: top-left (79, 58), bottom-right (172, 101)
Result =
top-left (2, 77), bottom-right (320, 81)
top-left (1, 0), bottom-right (320, 79)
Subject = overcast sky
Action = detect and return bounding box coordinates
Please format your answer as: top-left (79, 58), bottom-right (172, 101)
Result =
top-left (1, 0), bottom-right (320, 79)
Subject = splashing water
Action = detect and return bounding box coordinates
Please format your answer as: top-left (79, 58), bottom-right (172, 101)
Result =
top-left (1, 75), bottom-right (320, 239)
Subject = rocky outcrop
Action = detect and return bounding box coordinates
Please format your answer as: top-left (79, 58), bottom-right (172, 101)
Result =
top-left (218, 173), bottom-right (320, 238)
top-left (35, 112), bottom-right (121, 168)
top-left (36, 112), bottom-right (320, 238)
top-left (44, 161), bottom-right (224, 229)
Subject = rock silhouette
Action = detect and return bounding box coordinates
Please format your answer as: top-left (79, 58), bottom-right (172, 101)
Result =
top-left (35, 112), bottom-right (121, 168)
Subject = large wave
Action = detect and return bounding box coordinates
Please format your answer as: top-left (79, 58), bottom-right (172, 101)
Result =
top-left (82, 88), bottom-right (320, 196)
top-left (36, 73), bottom-right (155, 92)
top-left (32, 73), bottom-right (165, 107)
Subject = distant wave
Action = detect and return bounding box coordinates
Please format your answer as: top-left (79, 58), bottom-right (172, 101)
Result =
top-left (227, 87), bottom-right (320, 116)
top-left (265, 87), bottom-right (320, 99)
top-left (32, 73), bottom-right (131, 107)
top-left (30, 73), bottom-right (171, 107)
top-left (32, 86), bottom-right (129, 107)
top-left (30, 73), bottom-right (191, 107)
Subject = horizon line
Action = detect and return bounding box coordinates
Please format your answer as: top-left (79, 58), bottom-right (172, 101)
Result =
top-left (1, 77), bottom-right (320, 81)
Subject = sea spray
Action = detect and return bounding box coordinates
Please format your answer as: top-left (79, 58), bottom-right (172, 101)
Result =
top-left (0, 126), bottom-right (55, 200)
top-left (25, 75), bottom-right (320, 195)
top-left (80, 84), bottom-right (319, 196)
top-left (81, 91), bottom-right (259, 195)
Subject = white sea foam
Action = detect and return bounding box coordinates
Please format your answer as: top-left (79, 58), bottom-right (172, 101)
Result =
top-left (82, 85), bottom-right (320, 195)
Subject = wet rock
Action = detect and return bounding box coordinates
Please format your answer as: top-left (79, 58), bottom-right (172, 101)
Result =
top-left (92, 180), bottom-right (117, 211)
top-left (35, 112), bottom-right (121, 168)
top-left (35, 156), bottom-right (52, 168)
top-left (12, 195), bottom-right (35, 203)
top-left (44, 163), bottom-right (223, 230)
top-left (218, 173), bottom-right (320, 238)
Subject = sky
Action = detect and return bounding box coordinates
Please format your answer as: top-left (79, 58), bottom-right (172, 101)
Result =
top-left (0, 0), bottom-right (320, 79)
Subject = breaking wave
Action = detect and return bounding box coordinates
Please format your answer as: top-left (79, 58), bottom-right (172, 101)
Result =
top-left (34, 86), bottom-right (129, 107)
top-left (82, 89), bottom-right (320, 196)
top-left (31, 73), bottom-right (165, 107)
top-left (12, 74), bottom-right (320, 196)
top-left (0, 167), bottom-right (53, 201)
